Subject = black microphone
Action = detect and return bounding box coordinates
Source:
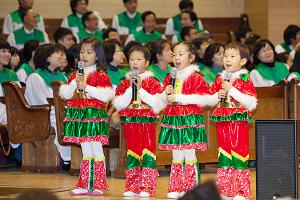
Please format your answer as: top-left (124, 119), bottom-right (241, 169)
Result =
top-left (77, 61), bottom-right (84, 92)
top-left (132, 70), bottom-right (138, 102)
top-left (221, 71), bottom-right (232, 103)
top-left (170, 69), bottom-right (177, 89)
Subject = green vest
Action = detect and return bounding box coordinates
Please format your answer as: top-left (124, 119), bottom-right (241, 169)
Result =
top-left (198, 63), bottom-right (218, 84)
top-left (0, 68), bottom-right (19, 84)
top-left (13, 27), bottom-right (45, 45)
top-left (19, 63), bottom-right (34, 76)
top-left (77, 29), bottom-right (103, 41)
top-left (134, 30), bottom-right (163, 44)
top-left (35, 68), bottom-right (67, 88)
top-left (147, 64), bottom-right (172, 83)
top-left (280, 42), bottom-right (292, 53)
top-left (255, 62), bottom-right (289, 84)
top-left (176, 33), bottom-right (183, 43)
top-left (10, 10), bottom-right (42, 24)
top-left (117, 12), bottom-right (142, 34)
top-left (106, 65), bottom-right (126, 86)
top-left (172, 14), bottom-right (203, 33)
top-left (67, 14), bottom-right (84, 32)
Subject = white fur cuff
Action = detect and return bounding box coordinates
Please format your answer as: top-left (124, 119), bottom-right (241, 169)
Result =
top-left (175, 93), bottom-right (219, 107)
top-left (59, 79), bottom-right (77, 100)
top-left (139, 88), bottom-right (164, 114)
top-left (228, 87), bottom-right (257, 111)
top-left (113, 87), bottom-right (132, 111)
top-left (85, 85), bottom-right (114, 103)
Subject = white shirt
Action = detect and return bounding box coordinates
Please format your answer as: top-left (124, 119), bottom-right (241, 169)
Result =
top-left (61, 11), bottom-right (106, 34)
top-left (275, 43), bottom-right (293, 54)
top-left (7, 26), bottom-right (49, 50)
top-left (2, 11), bottom-right (45, 34)
top-left (111, 11), bottom-right (142, 35)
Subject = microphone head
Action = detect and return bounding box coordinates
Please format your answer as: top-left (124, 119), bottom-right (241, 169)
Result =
top-left (170, 69), bottom-right (177, 79)
top-left (132, 70), bottom-right (138, 78)
top-left (224, 71), bottom-right (232, 81)
top-left (78, 61), bottom-right (85, 72)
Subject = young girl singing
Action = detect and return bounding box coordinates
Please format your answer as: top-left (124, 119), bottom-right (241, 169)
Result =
top-left (159, 41), bottom-right (215, 199)
top-left (59, 37), bottom-right (114, 196)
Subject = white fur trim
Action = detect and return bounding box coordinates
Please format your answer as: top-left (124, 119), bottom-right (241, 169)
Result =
top-left (228, 87), bottom-right (257, 111)
top-left (220, 69), bottom-right (248, 81)
top-left (139, 88), bottom-right (164, 114)
top-left (59, 79), bottom-right (77, 100)
top-left (84, 65), bottom-right (97, 75)
top-left (125, 70), bottom-right (153, 80)
top-left (175, 92), bottom-right (219, 107)
top-left (161, 92), bottom-right (168, 108)
top-left (113, 87), bottom-right (132, 111)
top-left (176, 64), bottom-right (199, 80)
top-left (85, 85), bottom-right (114, 103)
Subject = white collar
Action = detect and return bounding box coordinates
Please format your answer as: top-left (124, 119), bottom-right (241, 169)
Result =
top-left (126, 11), bottom-right (136, 18)
top-left (176, 64), bottom-right (199, 80)
top-left (76, 12), bottom-right (83, 18)
top-left (85, 28), bottom-right (96, 34)
top-left (126, 70), bottom-right (153, 80)
top-left (24, 26), bottom-right (34, 34)
top-left (84, 65), bottom-right (97, 74)
top-left (220, 69), bottom-right (248, 81)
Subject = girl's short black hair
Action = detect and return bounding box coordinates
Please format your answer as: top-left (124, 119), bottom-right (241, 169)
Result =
top-left (103, 39), bottom-right (121, 64)
top-left (290, 47), bottom-right (300, 74)
top-left (128, 45), bottom-right (151, 62)
top-left (70, 0), bottom-right (88, 14)
top-left (203, 42), bottom-right (224, 66)
top-left (175, 41), bottom-right (197, 64)
top-left (66, 44), bottom-right (80, 71)
top-left (23, 40), bottom-right (39, 62)
top-left (252, 39), bottom-right (276, 65)
top-left (0, 39), bottom-right (11, 50)
top-left (102, 27), bottom-right (118, 41)
top-left (33, 44), bottom-right (65, 70)
top-left (179, 0), bottom-right (193, 11)
top-left (79, 37), bottom-right (107, 70)
top-left (147, 39), bottom-right (170, 64)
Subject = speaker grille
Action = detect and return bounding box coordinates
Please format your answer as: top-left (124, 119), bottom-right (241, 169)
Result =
top-left (256, 120), bottom-right (297, 200)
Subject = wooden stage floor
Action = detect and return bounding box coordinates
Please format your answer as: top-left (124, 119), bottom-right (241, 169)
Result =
top-left (0, 168), bottom-right (257, 200)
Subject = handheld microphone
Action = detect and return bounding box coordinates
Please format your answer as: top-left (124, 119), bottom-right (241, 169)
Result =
top-left (221, 71), bottom-right (232, 103)
top-left (77, 61), bottom-right (85, 92)
top-left (170, 69), bottom-right (177, 88)
top-left (132, 70), bottom-right (138, 102)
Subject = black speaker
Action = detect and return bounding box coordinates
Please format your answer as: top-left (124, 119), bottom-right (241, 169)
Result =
top-left (256, 120), bottom-right (298, 200)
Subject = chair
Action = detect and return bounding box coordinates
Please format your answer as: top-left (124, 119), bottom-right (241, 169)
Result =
top-left (2, 81), bottom-right (60, 171)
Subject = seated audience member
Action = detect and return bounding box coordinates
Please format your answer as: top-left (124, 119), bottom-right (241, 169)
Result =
top-left (165, 0), bottom-right (204, 35)
top-left (61, 0), bottom-right (106, 34)
top-left (103, 39), bottom-right (126, 90)
top-left (192, 37), bottom-right (210, 65)
top-left (16, 40), bottom-right (39, 84)
top-left (6, 47), bottom-right (21, 72)
top-left (103, 27), bottom-right (121, 43)
top-left (7, 8), bottom-right (49, 50)
top-left (24, 44), bottom-right (71, 168)
top-left (171, 10), bottom-right (200, 45)
top-left (75, 11), bottom-right (103, 42)
top-left (236, 26), bottom-right (253, 44)
top-left (112, 0), bottom-right (142, 35)
top-left (179, 180), bottom-right (222, 200)
top-left (287, 47), bottom-right (300, 83)
top-left (200, 42), bottom-right (224, 85)
top-left (64, 44), bottom-right (80, 78)
top-left (250, 39), bottom-right (289, 87)
top-left (53, 27), bottom-right (76, 50)
top-left (244, 34), bottom-right (261, 70)
top-left (125, 11), bottom-right (165, 45)
top-left (275, 25), bottom-right (300, 54)
top-left (147, 39), bottom-right (173, 83)
top-left (0, 40), bottom-right (19, 126)
top-left (2, 0), bottom-right (45, 34)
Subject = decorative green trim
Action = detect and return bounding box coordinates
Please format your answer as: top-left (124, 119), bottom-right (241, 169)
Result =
top-left (239, 73), bottom-right (250, 82)
top-left (126, 153), bottom-right (140, 169)
top-left (142, 153), bottom-right (156, 169)
top-left (210, 112), bottom-right (253, 123)
top-left (120, 116), bottom-right (157, 123)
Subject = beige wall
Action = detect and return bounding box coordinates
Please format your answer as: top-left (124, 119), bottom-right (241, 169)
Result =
top-left (245, 0), bottom-right (300, 45)
top-left (0, 0), bottom-right (244, 19)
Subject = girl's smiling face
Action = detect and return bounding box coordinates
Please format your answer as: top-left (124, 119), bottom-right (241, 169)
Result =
top-left (173, 44), bottom-right (195, 71)
top-left (80, 43), bottom-right (97, 67)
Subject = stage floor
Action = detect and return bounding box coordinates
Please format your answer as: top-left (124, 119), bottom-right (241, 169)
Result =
top-left (0, 168), bottom-right (257, 200)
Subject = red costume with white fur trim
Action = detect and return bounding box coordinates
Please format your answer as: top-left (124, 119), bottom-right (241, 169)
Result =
top-left (114, 71), bottom-right (164, 196)
top-left (210, 69), bottom-right (257, 199)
